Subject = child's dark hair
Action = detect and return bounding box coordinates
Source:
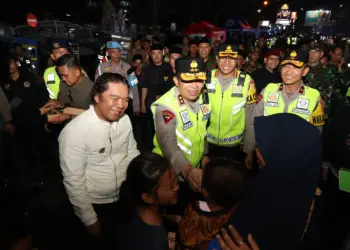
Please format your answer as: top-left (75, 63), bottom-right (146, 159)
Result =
top-left (119, 154), bottom-right (172, 220)
top-left (202, 157), bottom-right (251, 209)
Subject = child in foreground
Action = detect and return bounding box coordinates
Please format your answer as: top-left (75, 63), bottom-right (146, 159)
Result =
top-left (179, 157), bottom-right (252, 250)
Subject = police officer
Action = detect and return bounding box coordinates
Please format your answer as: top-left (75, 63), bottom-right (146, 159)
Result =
top-left (43, 42), bottom-right (69, 99)
top-left (152, 56), bottom-right (209, 191)
top-left (244, 49), bottom-right (325, 168)
top-left (95, 40), bottom-right (140, 117)
top-left (95, 41), bottom-right (130, 80)
top-left (206, 44), bottom-right (256, 160)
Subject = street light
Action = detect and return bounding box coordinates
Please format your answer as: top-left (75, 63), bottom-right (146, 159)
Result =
top-left (263, 1), bottom-right (268, 6)
top-left (257, 9), bottom-right (261, 13)
top-left (340, 4), bottom-right (343, 7)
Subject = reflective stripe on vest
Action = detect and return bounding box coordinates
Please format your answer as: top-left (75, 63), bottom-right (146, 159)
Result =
top-left (263, 83), bottom-right (320, 122)
top-left (151, 87), bottom-right (210, 168)
top-left (207, 69), bottom-right (251, 146)
top-left (44, 66), bottom-right (61, 99)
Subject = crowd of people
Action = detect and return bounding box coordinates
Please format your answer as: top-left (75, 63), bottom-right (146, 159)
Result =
top-left (0, 34), bottom-right (349, 250)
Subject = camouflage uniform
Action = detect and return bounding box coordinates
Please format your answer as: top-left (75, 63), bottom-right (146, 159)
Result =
top-left (329, 64), bottom-right (350, 107)
top-left (305, 63), bottom-right (335, 118)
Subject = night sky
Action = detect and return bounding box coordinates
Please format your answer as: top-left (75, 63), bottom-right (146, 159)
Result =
top-left (1, 0), bottom-right (347, 28)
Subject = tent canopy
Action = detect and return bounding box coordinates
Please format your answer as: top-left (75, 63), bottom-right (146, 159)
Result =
top-left (184, 21), bottom-right (226, 41)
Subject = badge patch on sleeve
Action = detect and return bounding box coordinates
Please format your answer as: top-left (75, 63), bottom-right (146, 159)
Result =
top-left (309, 97), bottom-right (325, 127)
top-left (247, 80), bottom-right (257, 104)
top-left (162, 110), bottom-right (175, 124)
top-left (256, 93), bottom-right (263, 104)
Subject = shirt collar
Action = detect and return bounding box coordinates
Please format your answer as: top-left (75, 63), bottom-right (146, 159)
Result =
top-left (279, 81), bottom-right (306, 95)
top-left (89, 105), bottom-right (119, 132)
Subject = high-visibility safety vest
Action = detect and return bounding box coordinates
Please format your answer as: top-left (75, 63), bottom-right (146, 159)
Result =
top-left (207, 69), bottom-right (256, 146)
top-left (152, 87), bottom-right (211, 168)
top-left (43, 66), bottom-right (60, 99)
top-left (262, 83), bottom-right (325, 126)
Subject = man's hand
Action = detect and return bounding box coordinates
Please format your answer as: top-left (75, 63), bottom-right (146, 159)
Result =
top-left (338, 58), bottom-right (345, 72)
top-left (141, 104), bottom-right (147, 114)
top-left (168, 232), bottom-right (176, 250)
top-left (201, 155), bottom-right (210, 168)
top-left (244, 152), bottom-right (254, 169)
top-left (5, 123), bottom-right (15, 135)
top-left (45, 99), bottom-right (63, 108)
top-left (215, 225), bottom-right (260, 250)
top-left (187, 168), bottom-right (203, 192)
top-left (87, 221), bottom-right (102, 239)
top-left (50, 113), bottom-right (71, 124)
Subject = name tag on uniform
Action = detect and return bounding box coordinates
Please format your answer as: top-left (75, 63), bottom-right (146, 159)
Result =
top-left (47, 73), bottom-right (55, 84)
top-left (180, 110), bottom-right (193, 130)
top-left (265, 92), bottom-right (280, 107)
top-left (292, 98), bottom-right (310, 115)
top-left (231, 84), bottom-right (243, 97)
top-left (207, 82), bottom-right (216, 93)
top-left (200, 104), bottom-right (210, 121)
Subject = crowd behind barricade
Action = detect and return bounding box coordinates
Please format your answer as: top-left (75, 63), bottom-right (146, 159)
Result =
top-left (0, 34), bottom-right (349, 250)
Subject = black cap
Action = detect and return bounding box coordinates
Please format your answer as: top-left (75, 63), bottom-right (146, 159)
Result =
top-left (169, 46), bottom-right (182, 55)
top-left (132, 54), bottom-right (143, 62)
top-left (198, 37), bottom-right (211, 45)
top-left (238, 49), bottom-right (247, 59)
top-left (281, 49), bottom-right (308, 68)
top-left (151, 43), bottom-right (163, 51)
top-left (218, 44), bottom-right (239, 59)
top-left (189, 39), bottom-right (198, 46)
top-left (51, 41), bottom-right (69, 52)
top-left (309, 41), bottom-right (324, 52)
top-left (175, 56), bottom-right (206, 82)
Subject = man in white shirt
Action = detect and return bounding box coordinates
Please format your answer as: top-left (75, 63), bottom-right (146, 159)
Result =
top-left (59, 73), bottom-right (140, 247)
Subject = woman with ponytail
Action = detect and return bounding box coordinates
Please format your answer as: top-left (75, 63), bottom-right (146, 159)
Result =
top-left (118, 153), bottom-right (179, 250)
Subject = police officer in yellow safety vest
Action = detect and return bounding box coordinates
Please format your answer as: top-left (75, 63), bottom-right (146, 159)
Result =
top-left (152, 57), bottom-right (209, 192)
top-left (43, 42), bottom-right (69, 99)
top-left (206, 44), bottom-right (256, 160)
top-left (244, 49), bottom-right (325, 169)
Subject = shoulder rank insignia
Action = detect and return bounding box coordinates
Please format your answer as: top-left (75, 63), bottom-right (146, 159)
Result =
top-left (299, 85), bottom-right (305, 94)
top-left (178, 95), bottom-right (185, 105)
top-left (278, 84), bottom-right (283, 91)
top-left (233, 69), bottom-right (238, 78)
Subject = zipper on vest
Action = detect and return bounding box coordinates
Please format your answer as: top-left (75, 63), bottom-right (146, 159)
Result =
top-left (196, 114), bottom-right (201, 166)
top-left (217, 93), bottom-right (224, 143)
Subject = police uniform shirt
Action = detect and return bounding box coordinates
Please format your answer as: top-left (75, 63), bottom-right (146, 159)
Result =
top-left (244, 82), bottom-right (325, 153)
top-left (58, 77), bottom-right (94, 110)
top-left (154, 87), bottom-right (202, 174)
top-left (95, 60), bottom-right (130, 81)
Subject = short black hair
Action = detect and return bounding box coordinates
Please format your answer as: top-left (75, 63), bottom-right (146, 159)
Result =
top-left (90, 73), bottom-right (129, 104)
top-left (56, 54), bottom-right (81, 70)
top-left (202, 157), bottom-right (252, 209)
top-left (331, 45), bottom-right (344, 53)
top-left (132, 54), bottom-right (143, 62)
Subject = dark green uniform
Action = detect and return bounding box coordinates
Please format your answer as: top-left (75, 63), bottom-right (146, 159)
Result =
top-left (329, 64), bottom-right (350, 108)
top-left (305, 63), bottom-right (335, 118)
